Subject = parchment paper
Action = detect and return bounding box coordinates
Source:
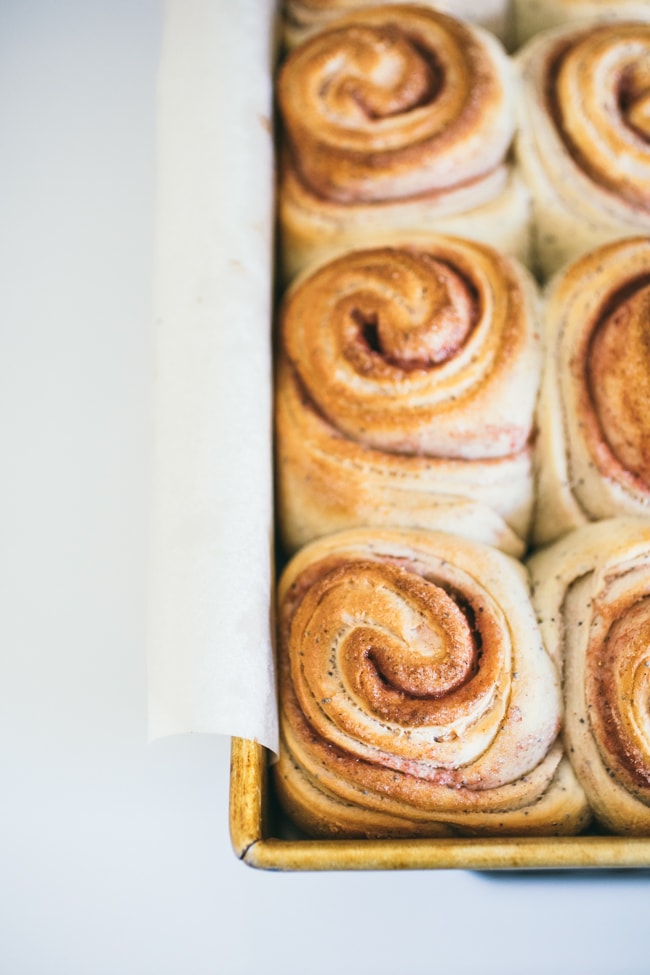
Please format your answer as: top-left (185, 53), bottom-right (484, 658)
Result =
top-left (147, 0), bottom-right (279, 753)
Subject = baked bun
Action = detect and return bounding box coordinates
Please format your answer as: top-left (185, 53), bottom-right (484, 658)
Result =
top-left (516, 22), bottom-right (650, 278)
top-left (276, 239), bottom-right (542, 556)
top-left (276, 528), bottom-right (590, 837)
top-left (533, 237), bottom-right (650, 545)
top-left (529, 518), bottom-right (650, 834)
top-left (277, 4), bottom-right (529, 282)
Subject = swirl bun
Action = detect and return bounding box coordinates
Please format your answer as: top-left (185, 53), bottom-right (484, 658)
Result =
top-left (517, 22), bottom-right (650, 277)
top-left (276, 528), bottom-right (590, 837)
top-left (278, 5), bottom-right (529, 281)
top-left (276, 239), bottom-right (542, 556)
top-left (529, 518), bottom-right (650, 834)
top-left (533, 237), bottom-right (650, 545)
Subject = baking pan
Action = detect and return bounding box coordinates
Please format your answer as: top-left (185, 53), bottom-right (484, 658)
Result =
top-left (230, 738), bottom-right (650, 871)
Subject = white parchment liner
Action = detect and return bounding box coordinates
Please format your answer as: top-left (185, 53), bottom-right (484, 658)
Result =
top-left (147, 0), bottom-right (279, 753)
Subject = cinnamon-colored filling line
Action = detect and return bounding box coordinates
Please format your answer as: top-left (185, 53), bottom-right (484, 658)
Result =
top-left (586, 597), bottom-right (650, 796)
top-left (282, 146), bottom-right (506, 206)
top-left (345, 256), bottom-right (479, 370)
top-left (280, 361), bottom-right (532, 470)
top-left (281, 22), bottom-right (449, 201)
top-left (584, 274), bottom-right (650, 489)
top-left (325, 29), bottom-right (444, 120)
top-left (285, 557), bottom-right (503, 730)
top-left (283, 248), bottom-right (480, 372)
top-left (544, 27), bottom-right (650, 211)
top-left (618, 62), bottom-right (650, 142)
top-left (279, 242), bottom-right (533, 461)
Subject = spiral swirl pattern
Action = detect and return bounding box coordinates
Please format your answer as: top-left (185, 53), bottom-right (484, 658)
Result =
top-left (529, 518), bottom-right (650, 833)
top-left (551, 25), bottom-right (650, 210)
top-left (278, 5), bottom-right (514, 205)
top-left (533, 237), bottom-right (650, 544)
top-left (587, 276), bottom-right (650, 488)
top-left (276, 529), bottom-right (589, 837)
top-left (517, 23), bottom-right (650, 275)
top-left (276, 240), bottom-right (541, 553)
top-left (587, 596), bottom-right (650, 801)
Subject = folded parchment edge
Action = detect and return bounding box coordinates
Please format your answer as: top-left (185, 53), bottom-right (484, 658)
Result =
top-left (146, 0), bottom-right (280, 755)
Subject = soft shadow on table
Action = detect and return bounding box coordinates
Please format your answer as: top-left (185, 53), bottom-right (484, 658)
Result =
top-left (475, 868), bottom-right (650, 882)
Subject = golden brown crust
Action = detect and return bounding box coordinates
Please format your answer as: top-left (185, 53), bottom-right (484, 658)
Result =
top-left (277, 6), bottom-right (526, 279)
top-left (275, 528), bottom-right (590, 838)
top-left (516, 23), bottom-right (650, 276)
top-left (278, 7), bottom-right (508, 204)
top-left (529, 518), bottom-right (650, 834)
top-left (276, 239), bottom-right (542, 554)
top-left (587, 282), bottom-right (650, 488)
top-left (533, 237), bottom-right (650, 545)
top-left (587, 596), bottom-right (650, 797)
top-left (548, 25), bottom-right (650, 213)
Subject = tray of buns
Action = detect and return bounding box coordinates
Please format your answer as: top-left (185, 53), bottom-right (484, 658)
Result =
top-left (229, 0), bottom-right (650, 870)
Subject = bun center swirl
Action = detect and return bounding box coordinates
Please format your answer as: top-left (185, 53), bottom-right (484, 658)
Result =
top-left (619, 59), bottom-right (650, 141)
top-left (587, 594), bottom-right (650, 798)
top-left (281, 243), bottom-right (535, 459)
top-left (551, 25), bottom-right (650, 210)
top-left (282, 239), bottom-right (535, 458)
top-left (292, 561), bottom-right (495, 721)
top-left (346, 252), bottom-right (475, 368)
top-left (585, 276), bottom-right (650, 488)
top-left (278, 531), bottom-right (565, 820)
top-left (283, 550), bottom-right (523, 776)
top-left (315, 25), bottom-right (442, 122)
top-left (278, 6), bottom-right (512, 203)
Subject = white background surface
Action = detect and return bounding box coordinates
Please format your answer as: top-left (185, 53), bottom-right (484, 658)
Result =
top-left (1, 2), bottom-right (649, 973)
